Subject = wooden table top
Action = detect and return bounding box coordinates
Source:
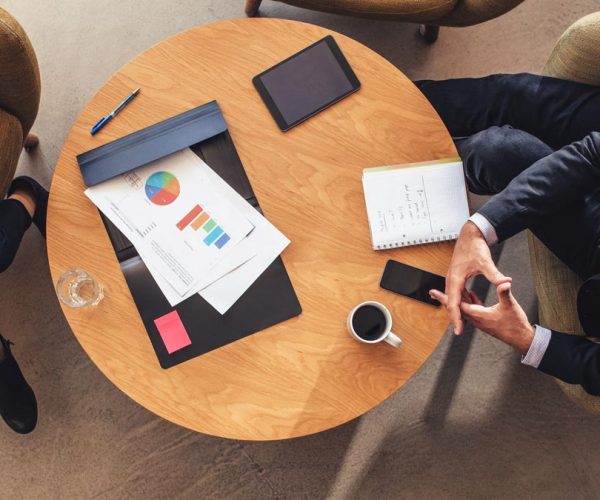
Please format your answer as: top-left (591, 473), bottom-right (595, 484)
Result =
top-left (47, 18), bottom-right (457, 440)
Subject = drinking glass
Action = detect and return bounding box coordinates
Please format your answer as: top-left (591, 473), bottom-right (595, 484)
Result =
top-left (56, 268), bottom-right (104, 308)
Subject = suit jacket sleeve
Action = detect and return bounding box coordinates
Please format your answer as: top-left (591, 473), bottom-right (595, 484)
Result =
top-left (478, 132), bottom-right (600, 242)
top-left (538, 331), bottom-right (600, 396)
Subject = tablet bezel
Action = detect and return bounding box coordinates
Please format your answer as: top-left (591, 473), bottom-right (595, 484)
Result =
top-left (252, 35), bottom-right (361, 132)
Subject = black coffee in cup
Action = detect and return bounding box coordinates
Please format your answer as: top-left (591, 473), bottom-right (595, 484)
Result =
top-left (351, 304), bottom-right (387, 340)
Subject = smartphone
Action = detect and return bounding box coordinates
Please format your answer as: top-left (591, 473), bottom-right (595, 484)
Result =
top-left (252, 35), bottom-right (361, 131)
top-left (380, 260), bottom-right (445, 306)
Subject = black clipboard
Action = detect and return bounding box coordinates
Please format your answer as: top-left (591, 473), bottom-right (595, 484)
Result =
top-left (77, 101), bottom-right (302, 368)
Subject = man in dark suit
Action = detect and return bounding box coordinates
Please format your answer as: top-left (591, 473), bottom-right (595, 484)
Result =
top-left (415, 74), bottom-right (600, 395)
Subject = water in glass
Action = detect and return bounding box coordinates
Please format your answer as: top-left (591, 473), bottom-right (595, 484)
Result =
top-left (57, 268), bottom-right (104, 308)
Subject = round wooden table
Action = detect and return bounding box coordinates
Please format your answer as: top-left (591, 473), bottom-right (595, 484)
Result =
top-left (47, 18), bottom-right (457, 440)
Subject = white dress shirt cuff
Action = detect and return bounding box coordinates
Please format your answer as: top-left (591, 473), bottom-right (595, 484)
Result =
top-left (521, 325), bottom-right (552, 368)
top-left (468, 213), bottom-right (499, 246)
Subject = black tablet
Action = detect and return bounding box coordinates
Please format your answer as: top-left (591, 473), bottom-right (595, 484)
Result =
top-left (253, 36), bottom-right (361, 132)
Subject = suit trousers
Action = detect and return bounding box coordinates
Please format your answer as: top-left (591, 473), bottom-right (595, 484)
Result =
top-left (0, 199), bottom-right (31, 273)
top-left (416, 73), bottom-right (600, 279)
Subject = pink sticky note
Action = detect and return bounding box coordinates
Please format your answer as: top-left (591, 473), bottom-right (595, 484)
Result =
top-left (154, 311), bottom-right (191, 354)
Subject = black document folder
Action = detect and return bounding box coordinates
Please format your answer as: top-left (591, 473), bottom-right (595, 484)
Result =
top-left (77, 101), bottom-right (302, 368)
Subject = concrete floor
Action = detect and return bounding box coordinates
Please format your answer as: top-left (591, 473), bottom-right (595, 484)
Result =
top-left (2, 0), bottom-right (600, 498)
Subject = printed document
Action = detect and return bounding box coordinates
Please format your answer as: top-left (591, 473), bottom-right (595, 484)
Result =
top-left (85, 148), bottom-right (254, 297)
top-left (143, 152), bottom-right (290, 314)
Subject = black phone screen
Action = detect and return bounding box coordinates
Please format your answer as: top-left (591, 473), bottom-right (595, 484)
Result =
top-left (252, 36), bottom-right (360, 131)
top-left (380, 260), bottom-right (445, 306)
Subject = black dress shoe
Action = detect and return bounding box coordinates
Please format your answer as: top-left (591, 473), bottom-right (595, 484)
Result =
top-left (7, 176), bottom-right (48, 238)
top-left (0, 336), bottom-right (37, 434)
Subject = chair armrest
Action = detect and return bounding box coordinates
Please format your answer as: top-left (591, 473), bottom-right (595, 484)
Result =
top-left (529, 231), bottom-right (600, 413)
top-left (527, 232), bottom-right (583, 334)
top-left (543, 12), bottom-right (600, 85)
top-left (0, 108), bottom-right (23, 197)
top-left (435, 0), bottom-right (525, 27)
top-left (530, 13), bottom-right (600, 413)
top-left (0, 7), bottom-right (40, 138)
top-left (271, 0), bottom-right (456, 23)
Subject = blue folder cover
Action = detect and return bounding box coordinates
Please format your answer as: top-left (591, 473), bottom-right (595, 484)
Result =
top-left (77, 101), bottom-right (301, 368)
top-left (78, 101), bottom-right (227, 187)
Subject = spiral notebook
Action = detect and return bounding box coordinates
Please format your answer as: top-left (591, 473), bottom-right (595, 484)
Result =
top-left (362, 158), bottom-right (470, 250)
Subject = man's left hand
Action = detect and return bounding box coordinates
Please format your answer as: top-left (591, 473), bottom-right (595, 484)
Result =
top-left (429, 283), bottom-right (535, 355)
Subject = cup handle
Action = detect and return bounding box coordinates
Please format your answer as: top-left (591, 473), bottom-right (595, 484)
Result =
top-left (384, 331), bottom-right (402, 348)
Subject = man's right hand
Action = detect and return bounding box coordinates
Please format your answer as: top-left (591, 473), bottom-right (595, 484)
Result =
top-left (443, 221), bottom-right (511, 335)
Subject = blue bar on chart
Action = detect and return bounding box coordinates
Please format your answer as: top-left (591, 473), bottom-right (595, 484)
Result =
top-left (214, 233), bottom-right (230, 249)
top-left (203, 226), bottom-right (224, 245)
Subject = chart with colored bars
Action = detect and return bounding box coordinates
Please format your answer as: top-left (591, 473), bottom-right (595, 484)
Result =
top-left (145, 171), bottom-right (180, 206)
top-left (177, 204), bottom-right (231, 249)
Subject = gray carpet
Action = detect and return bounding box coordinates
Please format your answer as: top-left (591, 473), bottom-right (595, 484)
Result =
top-left (2, 0), bottom-right (600, 498)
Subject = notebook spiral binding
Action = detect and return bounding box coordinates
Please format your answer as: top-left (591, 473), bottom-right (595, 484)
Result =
top-left (375, 232), bottom-right (459, 250)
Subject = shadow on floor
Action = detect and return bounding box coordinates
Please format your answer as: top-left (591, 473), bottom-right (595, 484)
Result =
top-left (423, 242), bottom-right (506, 426)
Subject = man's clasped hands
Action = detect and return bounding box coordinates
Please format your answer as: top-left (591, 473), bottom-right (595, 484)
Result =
top-left (429, 221), bottom-right (535, 354)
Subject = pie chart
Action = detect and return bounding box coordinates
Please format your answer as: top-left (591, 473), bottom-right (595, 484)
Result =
top-left (145, 171), bottom-right (180, 206)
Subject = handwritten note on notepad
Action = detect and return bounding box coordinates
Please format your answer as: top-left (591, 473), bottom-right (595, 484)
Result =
top-left (362, 158), bottom-right (470, 250)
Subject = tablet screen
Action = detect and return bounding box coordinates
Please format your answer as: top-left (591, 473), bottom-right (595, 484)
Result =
top-left (253, 36), bottom-right (360, 131)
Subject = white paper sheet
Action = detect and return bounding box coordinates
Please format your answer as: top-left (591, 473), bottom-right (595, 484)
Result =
top-left (149, 154), bottom-right (290, 313)
top-left (197, 160), bottom-right (290, 314)
top-left (85, 149), bottom-right (254, 297)
top-left (362, 160), bottom-right (470, 249)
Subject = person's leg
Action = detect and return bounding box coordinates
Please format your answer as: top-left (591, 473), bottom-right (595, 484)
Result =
top-left (0, 190), bottom-right (34, 364)
top-left (0, 196), bottom-right (33, 273)
top-left (416, 73), bottom-right (600, 149)
top-left (0, 334), bottom-right (37, 434)
top-left (0, 177), bottom-right (47, 435)
top-left (454, 124), bottom-right (600, 279)
top-left (455, 125), bottom-right (554, 195)
top-left (0, 195), bottom-right (37, 434)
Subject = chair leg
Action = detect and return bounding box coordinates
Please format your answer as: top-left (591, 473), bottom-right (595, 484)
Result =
top-left (419, 24), bottom-right (440, 44)
top-left (24, 133), bottom-right (39, 151)
top-left (245, 0), bottom-right (262, 17)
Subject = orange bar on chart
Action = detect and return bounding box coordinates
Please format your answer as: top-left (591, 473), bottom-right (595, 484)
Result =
top-left (191, 211), bottom-right (210, 231)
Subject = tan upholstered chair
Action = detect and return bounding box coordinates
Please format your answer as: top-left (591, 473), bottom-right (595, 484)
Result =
top-left (0, 7), bottom-right (41, 197)
top-left (528, 11), bottom-right (600, 412)
top-left (244, 0), bottom-right (526, 42)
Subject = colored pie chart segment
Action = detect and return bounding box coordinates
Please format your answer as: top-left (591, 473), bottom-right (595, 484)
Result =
top-left (145, 171), bottom-right (180, 206)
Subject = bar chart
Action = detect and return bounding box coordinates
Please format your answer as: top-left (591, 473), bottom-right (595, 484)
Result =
top-left (177, 204), bottom-right (231, 250)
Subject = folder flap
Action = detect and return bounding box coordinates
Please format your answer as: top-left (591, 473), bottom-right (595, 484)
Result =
top-left (78, 100), bottom-right (227, 187)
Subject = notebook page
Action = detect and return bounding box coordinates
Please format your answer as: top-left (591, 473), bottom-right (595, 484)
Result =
top-left (362, 161), bottom-right (469, 249)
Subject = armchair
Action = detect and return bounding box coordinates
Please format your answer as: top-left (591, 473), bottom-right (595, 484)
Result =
top-left (528, 12), bottom-right (600, 412)
top-left (0, 7), bottom-right (41, 197)
top-left (244, 0), bottom-right (526, 42)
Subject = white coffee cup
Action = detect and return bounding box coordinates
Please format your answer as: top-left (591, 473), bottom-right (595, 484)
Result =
top-left (347, 301), bottom-right (401, 348)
